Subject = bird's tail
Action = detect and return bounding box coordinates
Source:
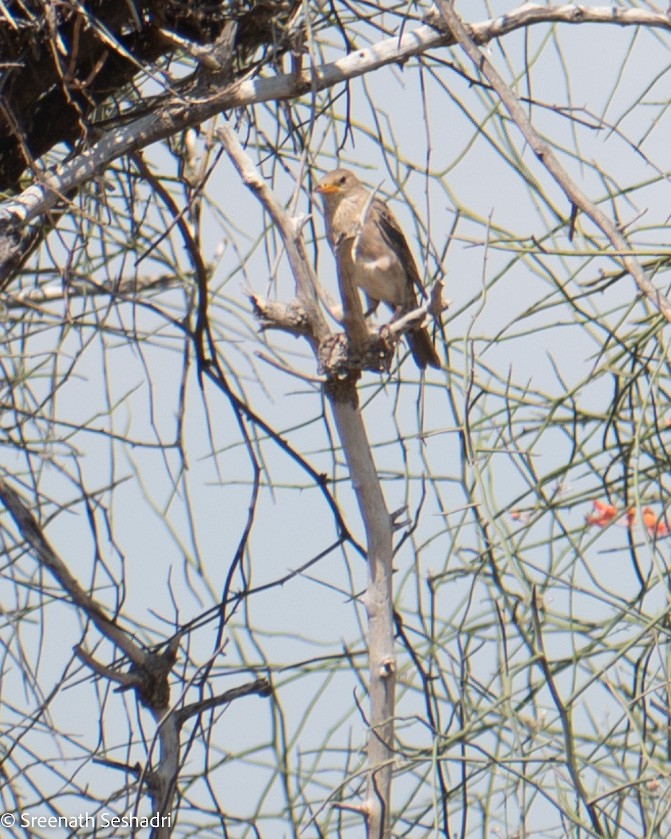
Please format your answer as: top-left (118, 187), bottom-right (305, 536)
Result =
top-left (407, 327), bottom-right (441, 370)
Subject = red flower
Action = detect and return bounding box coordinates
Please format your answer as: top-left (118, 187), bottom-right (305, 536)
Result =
top-left (641, 507), bottom-right (670, 538)
top-left (585, 500), bottom-right (670, 538)
top-left (586, 500), bottom-right (618, 527)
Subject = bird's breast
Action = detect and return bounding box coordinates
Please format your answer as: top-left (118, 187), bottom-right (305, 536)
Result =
top-left (351, 247), bottom-right (406, 306)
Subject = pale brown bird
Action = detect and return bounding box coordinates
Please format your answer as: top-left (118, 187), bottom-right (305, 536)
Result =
top-left (314, 168), bottom-right (440, 370)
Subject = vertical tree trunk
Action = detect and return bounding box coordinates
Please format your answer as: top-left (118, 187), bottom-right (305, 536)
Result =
top-left (329, 385), bottom-right (395, 839)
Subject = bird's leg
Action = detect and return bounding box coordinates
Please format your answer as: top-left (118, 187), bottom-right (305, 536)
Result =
top-left (388, 304), bottom-right (404, 323)
top-left (364, 295), bottom-right (380, 319)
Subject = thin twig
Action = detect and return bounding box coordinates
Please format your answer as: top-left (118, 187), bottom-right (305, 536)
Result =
top-left (0, 478), bottom-right (146, 667)
top-left (434, 0), bottom-right (671, 323)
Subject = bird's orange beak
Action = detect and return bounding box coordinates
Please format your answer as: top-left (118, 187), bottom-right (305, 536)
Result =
top-left (314, 183), bottom-right (339, 195)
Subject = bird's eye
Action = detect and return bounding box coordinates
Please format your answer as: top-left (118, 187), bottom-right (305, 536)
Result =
top-left (338, 176), bottom-right (346, 184)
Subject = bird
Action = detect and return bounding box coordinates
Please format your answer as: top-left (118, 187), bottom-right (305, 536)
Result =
top-left (314, 168), bottom-right (441, 370)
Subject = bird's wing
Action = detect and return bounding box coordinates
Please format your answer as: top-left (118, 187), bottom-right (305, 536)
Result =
top-left (372, 198), bottom-right (427, 301)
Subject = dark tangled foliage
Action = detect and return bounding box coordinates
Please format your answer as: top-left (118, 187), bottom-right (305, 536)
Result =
top-left (0, 0), bottom-right (300, 191)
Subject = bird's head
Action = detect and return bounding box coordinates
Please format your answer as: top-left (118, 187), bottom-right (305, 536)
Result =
top-left (314, 168), bottom-right (360, 197)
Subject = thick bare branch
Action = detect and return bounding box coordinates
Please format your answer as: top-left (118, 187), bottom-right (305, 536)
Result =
top-left (1, 5), bottom-right (668, 285)
top-left (176, 677), bottom-right (272, 724)
top-left (218, 122), bottom-right (329, 341)
top-left (223, 127), bottom-right (395, 838)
